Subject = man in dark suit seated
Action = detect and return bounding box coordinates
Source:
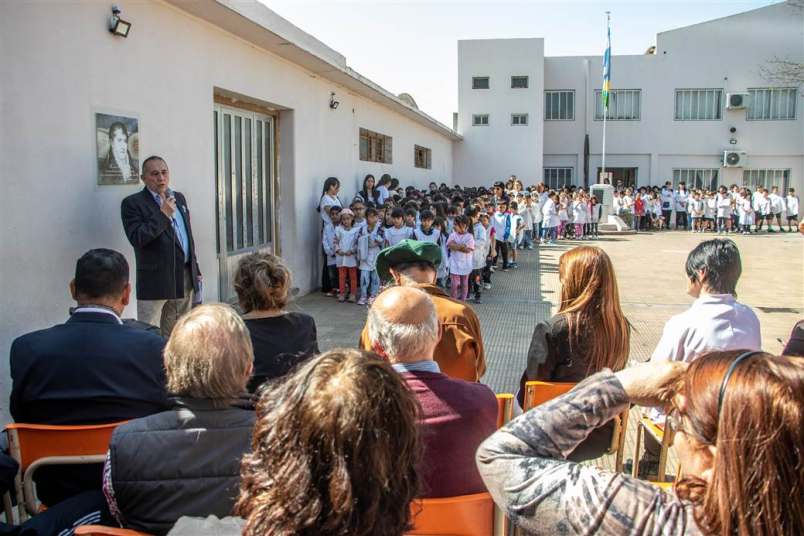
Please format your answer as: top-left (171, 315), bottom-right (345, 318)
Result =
top-left (9, 248), bottom-right (170, 506)
top-left (366, 285), bottom-right (497, 498)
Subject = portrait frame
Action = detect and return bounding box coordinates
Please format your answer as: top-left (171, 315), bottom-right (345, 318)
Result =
top-left (96, 112), bottom-right (140, 185)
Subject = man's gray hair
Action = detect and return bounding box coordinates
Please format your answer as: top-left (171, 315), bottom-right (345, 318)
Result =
top-left (366, 291), bottom-right (439, 362)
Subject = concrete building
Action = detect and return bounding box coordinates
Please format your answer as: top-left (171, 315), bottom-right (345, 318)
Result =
top-left (0, 0), bottom-right (459, 411)
top-left (455, 2), bottom-right (804, 193)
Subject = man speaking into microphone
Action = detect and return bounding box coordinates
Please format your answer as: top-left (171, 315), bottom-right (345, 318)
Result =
top-left (121, 156), bottom-right (201, 336)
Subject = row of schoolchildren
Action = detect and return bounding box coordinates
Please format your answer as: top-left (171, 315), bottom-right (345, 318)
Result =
top-left (611, 183), bottom-right (800, 234)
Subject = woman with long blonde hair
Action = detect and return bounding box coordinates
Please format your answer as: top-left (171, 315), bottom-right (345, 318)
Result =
top-left (519, 246), bottom-right (630, 459)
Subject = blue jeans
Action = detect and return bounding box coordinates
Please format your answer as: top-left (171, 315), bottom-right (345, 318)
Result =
top-left (360, 269), bottom-right (380, 299)
top-left (520, 229), bottom-right (534, 248)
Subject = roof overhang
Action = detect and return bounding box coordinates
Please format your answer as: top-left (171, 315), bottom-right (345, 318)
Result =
top-left (164, 0), bottom-right (462, 141)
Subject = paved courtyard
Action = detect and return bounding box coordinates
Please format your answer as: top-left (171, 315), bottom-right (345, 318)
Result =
top-left (294, 230), bottom-right (803, 395)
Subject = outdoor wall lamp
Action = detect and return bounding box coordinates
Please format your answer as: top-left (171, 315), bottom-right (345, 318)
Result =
top-left (109, 5), bottom-right (132, 38)
top-left (329, 92), bottom-right (340, 110)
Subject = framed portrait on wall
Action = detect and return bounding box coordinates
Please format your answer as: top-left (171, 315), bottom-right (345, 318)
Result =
top-left (96, 112), bottom-right (139, 185)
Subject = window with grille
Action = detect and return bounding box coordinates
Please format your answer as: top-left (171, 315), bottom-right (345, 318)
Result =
top-left (594, 89), bottom-right (641, 120)
top-left (472, 77), bottom-right (490, 89)
top-left (674, 89), bottom-right (723, 120)
top-left (359, 128), bottom-right (393, 164)
top-left (414, 145), bottom-right (432, 169)
top-left (511, 113), bottom-right (528, 126)
top-left (543, 167), bottom-right (573, 189)
top-left (743, 169), bottom-right (791, 192)
top-left (511, 76), bottom-right (529, 89)
top-left (472, 114), bottom-right (489, 126)
top-left (747, 88), bottom-right (796, 120)
top-left (672, 169), bottom-right (720, 191)
top-left (545, 90), bottom-right (575, 120)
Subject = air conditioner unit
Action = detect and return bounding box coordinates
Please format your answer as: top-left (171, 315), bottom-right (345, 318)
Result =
top-left (723, 150), bottom-right (747, 168)
top-left (726, 92), bottom-right (750, 110)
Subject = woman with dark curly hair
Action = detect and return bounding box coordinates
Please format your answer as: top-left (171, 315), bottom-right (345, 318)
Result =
top-left (236, 348), bottom-right (421, 536)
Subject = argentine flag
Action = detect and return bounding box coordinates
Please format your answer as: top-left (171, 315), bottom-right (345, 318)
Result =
top-left (602, 23), bottom-right (611, 110)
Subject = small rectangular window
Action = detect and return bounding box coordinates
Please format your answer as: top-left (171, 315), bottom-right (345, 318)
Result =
top-left (472, 114), bottom-right (489, 126)
top-left (747, 88), bottom-right (796, 120)
top-left (511, 113), bottom-right (528, 126)
top-left (674, 89), bottom-right (723, 120)
top-left (742, 169), bottom-right (791, 192)
top-left (414, 145), bottom-right (432, 169)
top-left (545, 90), bottom-right (575, 120)
top-left (359, 128), bottom-right (393, 164)
top-left (595, 89), bottom-right (641, 120)
top-left (543, 167), bottom-right (573, 189)
top-left (511, 76), bottom-right (529, 89)
top-left (472, 77), bottom-right (490, 89)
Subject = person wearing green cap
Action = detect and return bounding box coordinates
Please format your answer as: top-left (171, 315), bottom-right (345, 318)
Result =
top-left (359, 239), bottom-right (486, 382)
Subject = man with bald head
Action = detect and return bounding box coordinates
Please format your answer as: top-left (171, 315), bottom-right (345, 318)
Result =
top-left (359, 239), bottom-right (486, 381)
top-left (367, 286), bottom-right (497, 498)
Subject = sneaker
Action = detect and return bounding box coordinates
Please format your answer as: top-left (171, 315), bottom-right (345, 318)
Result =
top-left (527, 245), bottom-right (534, 250)
top-left (483, 283), bottom-right (492, 290)
top-left (473, 296), bottom-right (483, 304)
top-left (357, 297), bottom-right (367, 306)
top-left (337, 295), bottom-right (346, 303)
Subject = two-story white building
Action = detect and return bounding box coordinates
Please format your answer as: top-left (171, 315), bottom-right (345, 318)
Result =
top-left (455, 2), bottom-right (804, 194)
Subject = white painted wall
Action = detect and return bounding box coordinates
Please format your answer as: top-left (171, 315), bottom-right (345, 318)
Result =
top-left (0, 0), bottom-right (454, 416)
top-left (460, 3), bottom-right (804, 190)
top-left (454, 38), bottom-right (544, 186)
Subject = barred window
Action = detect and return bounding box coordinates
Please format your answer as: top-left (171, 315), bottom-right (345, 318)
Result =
top-left (545, 90), bottom-right (575, 120)
top-left (511, 113), bottom-right (528, 126)
top-left (359, 128), bottom-right (392, 164)
top-left (511, 76), bottom-right (529, 89)
top-left (472, 114), bottom-right (489, 126)
top-left (594, 89), bottom-right (641, 120)
top-left (414, 145), bottom-right (431, 169)
top-left (472, 77), bottom-right (490, 89)
top-left (543, 167), bottom-right (573, 189)
top-left (743, 169), bottom-right (791, 192)
top-left (672, 168), bottom-right (720, 191)
top-left (674, 89), bottom-right (723, 120)
top-left (747, 88), bottom-right (796, 120)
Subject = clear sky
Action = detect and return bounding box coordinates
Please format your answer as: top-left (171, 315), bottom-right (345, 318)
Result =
top-left (261, 0), bottom-right (780, 126)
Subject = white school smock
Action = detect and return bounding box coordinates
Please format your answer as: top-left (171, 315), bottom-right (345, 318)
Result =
top-left (738, 197), bottom-right (755, 225)
top-left (384, 225), bottom-right (413, 247)
top-left (650, 294), bottom-right (761, 363)
top-left (322, 223), bottom-right (337, 266)
top-left (611, 196), bottom-right (623, 215)
top-left (690, 199), bottom-right (704, 217)
top-left (508, 214), bottom-right (523, 243)
top-left (334, 225), bottom-right (361, 268)
top-left (472, 223), bottom-right (488, 270)
top-left (769, 193), bottom-right (784, 215)
top-left (541, 199), bottom-right (559, 228)
top-left (704, 198), bottom-right (716, 219)
top-left (519, 205), bottom-right (534, 229)
top-left (414, 227), bottom-right (441, 244)
top-left (558, 203), bottom-right (569, 221)
top-left (674, 190), bottom-right (689, 212)
top-left (319, 194), bottom-right (342, 225)
top-left (786, 195), bottom-right (799, 216)
top-left (572, 201), bottom-right (588, 224)
top-left (590, 203), bottom-right (602, 223)
top-left (660, 188), bottom-right (674, 211)
top-left (756, 196), bottom-right (771, 216)
top-left (491, 212), bottom-right (513, 241)
top-left (446, 231), bottom-right (475, 276)
top-left (530, 203), bottom-right (543, 225)
top-left (716, 194), bottom-right (731, 218)
top-left (375, 185), bottom-right (390, 206)
top-left (358, 224), bottom-right (383, 271)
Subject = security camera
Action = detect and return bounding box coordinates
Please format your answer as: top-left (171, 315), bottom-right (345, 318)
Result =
top-left (329, 92), bottom-right (340, 110)
top-left (729, 126), bottom-right (737, 133)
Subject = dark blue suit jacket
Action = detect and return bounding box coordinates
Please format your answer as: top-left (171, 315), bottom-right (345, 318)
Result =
top-left (9, 311), bottom-right (170, 505)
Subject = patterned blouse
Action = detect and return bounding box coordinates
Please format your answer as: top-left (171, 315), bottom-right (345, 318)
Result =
top-left (476, 370), bottom-right (702, 535)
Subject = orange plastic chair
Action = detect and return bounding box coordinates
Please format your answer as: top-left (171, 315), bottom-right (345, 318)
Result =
top-left (74, 527), bottom-right (152, 536)
top-left (495, 393), bottom-right (514, 429)
top-left (408, 492), bottom-right (497, 536)
top-left (5, 422), bottom-right (126, 520)
top-left (523, 380), bottom-right (629, 472)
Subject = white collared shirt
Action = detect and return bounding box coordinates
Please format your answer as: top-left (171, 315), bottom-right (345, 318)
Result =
top-left (651, 294), bottom-right (761, 363)
top-left (72, 306), bottom-right (124, 325)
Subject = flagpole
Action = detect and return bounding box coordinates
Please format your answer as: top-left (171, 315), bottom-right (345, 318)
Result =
top-left (601, 11), bottom-right (610, 184)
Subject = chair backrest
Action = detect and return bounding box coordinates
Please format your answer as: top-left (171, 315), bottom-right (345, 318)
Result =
top-left (74, 526), bottom-right (152, 536)
top-left (5, 422), bottom-right (124, 472)
top-left (522, 381), bottom-right (576, 411)
top-left (408, 492), bottom-right (494, 536)
top-left (495, 393), bottom-right (514, 429)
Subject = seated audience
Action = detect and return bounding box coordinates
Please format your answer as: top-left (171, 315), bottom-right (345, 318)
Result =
top-left (236, 349), bottom-right (420, 536)
top-left (477, 352), bottom-right (804, 535)
top-left (233, 252), bottom-right (318, 392)
top-left (9, 248), bottom-right (168, 506)
top-left (367, 286), bottom-right (497, 498)
top-left (360, 239), bottom-right (486, 381)
top-left (519, 245), bottom-right (630, 460)
top-left (651, 239), bottom-right (761, 363)
top-left (100, 304), bottom-right (256, 535)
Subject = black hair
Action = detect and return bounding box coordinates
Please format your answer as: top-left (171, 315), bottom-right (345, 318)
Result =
top-left (510, 201), bottom-right (518, 210)
top-left (420, 209), bottom-right (435, 221)
top-left (447, 206), bottom-right (459, 215)
top-left (391, 207), bottom-right (405, 219)
top-left (74, 249), bottom-right (129, 299)
top-left (454, 214), bottom-right (470, 227)
top-left (390, 178), bottom-right (399, 189)
top-left (109, 122), bottom-right (129, 141)
top-left (451, 195), bottom-right (464, 205)
top-left (141, 155), bottom-right (166, 175)
top-left (317, 177), bottom-right (340, 212)
top-left (685, 239), bottom-right (742, 296)
top-left (365, 207), bottom-right (378, 217)
top-left (466, 207), bottom-right (480, 219)
top-left (404, 208), bottom-right (417, 218)
top-left (329, 205), bottom-right (342, 216)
